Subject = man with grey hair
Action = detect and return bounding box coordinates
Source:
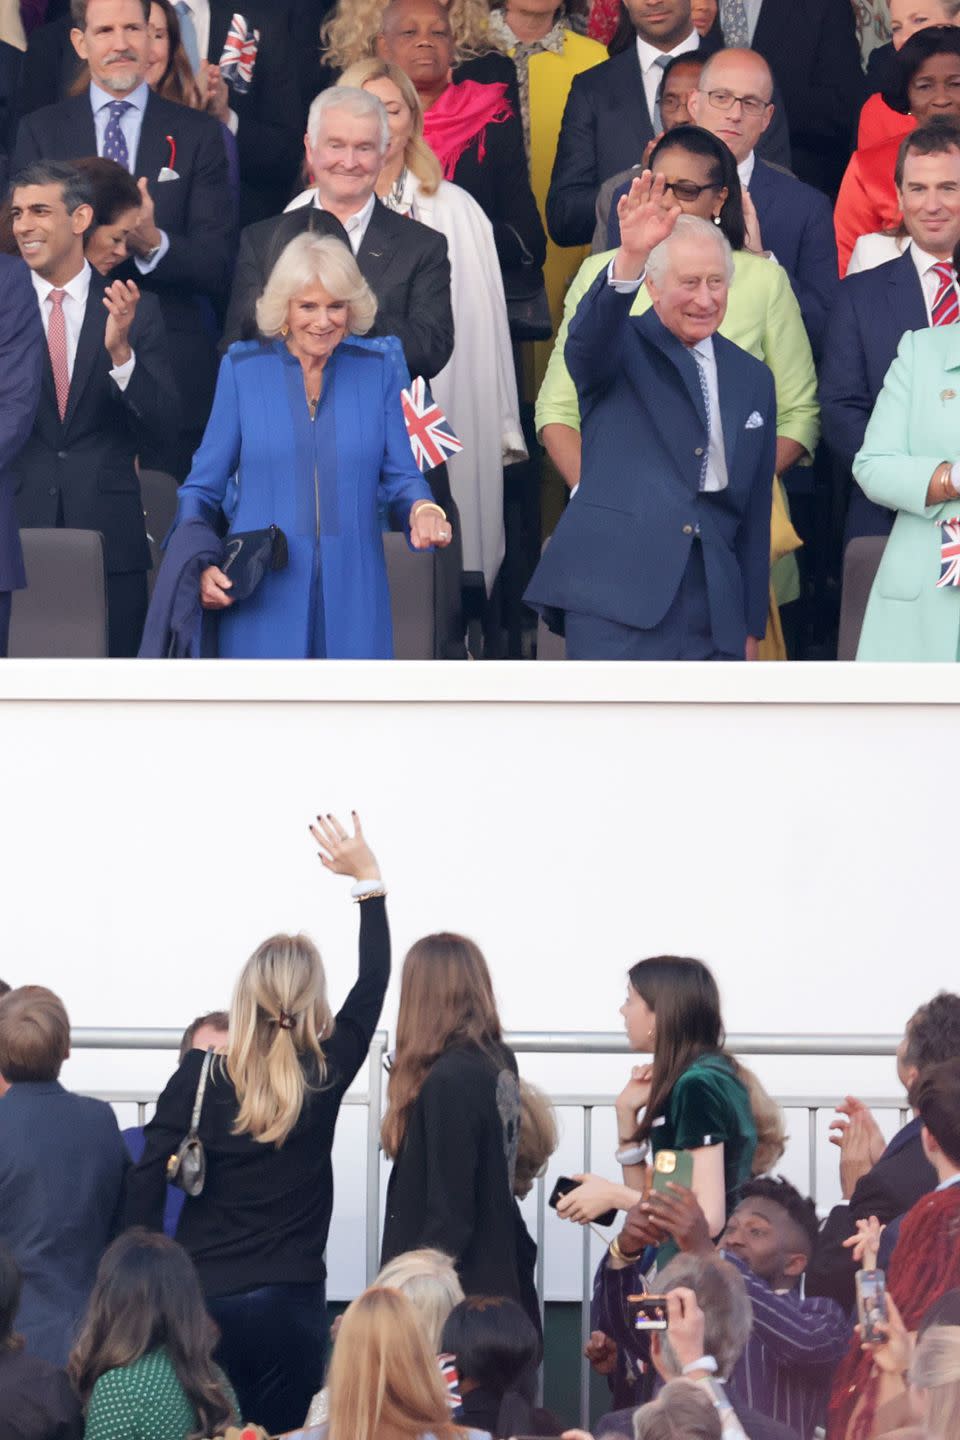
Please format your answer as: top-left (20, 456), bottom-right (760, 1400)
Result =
top-left (223, 86), bottom-right (453, 385)
top-left (594, 1252), bottom-right (797, 1440)
top-left (525, 175), bottom-right (776, 661)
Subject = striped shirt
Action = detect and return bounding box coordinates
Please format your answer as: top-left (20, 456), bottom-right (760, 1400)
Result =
top-left (722, 1251), bottom-right (851, 1440)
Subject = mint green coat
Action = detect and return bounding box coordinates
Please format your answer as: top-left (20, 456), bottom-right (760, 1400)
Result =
top-left (855, 327), bottom-right (960, 661)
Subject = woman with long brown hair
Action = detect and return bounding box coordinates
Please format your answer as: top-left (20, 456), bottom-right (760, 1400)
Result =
top-left (124, 812), bottom-right (389, 1434)
top-left (380, 934), bottom-right (531, 1319)
top-left (69, 1230), bottom-right (236, 1440)
top-left (325, 1287), bottom-right (485, 1440)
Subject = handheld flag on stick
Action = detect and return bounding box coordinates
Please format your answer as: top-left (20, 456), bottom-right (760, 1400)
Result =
top-left (220, 13), bottom-right (260, 92)
top-left (401, 376), bottom-right (464, 472)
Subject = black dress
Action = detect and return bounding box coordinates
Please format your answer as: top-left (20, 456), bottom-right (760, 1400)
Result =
top-left (0, 1348), bottom-right (83, 1440)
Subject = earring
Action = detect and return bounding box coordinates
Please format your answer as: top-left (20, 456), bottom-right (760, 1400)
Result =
top-left (281, 323), bottom-right (289, 336)
top-left (713, 214), bottom-right (722, 226)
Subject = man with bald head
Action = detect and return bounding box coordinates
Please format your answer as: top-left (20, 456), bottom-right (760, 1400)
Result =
top-left (525, 178), bottom-right (776, 661)
top-left (601, 48), bottom-right (838, 356)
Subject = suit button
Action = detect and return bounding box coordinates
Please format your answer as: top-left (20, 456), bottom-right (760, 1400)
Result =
top-left (694, 447), bottom-right (704, 457)
top-left (56, 450), bottom-right (67, 460)
top-left (682, 524), bottom-right (694, 535)
top-left (48, 486), bottom-right (57, 497)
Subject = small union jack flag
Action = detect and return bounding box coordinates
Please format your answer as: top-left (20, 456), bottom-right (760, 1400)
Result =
top-left (401, 376), bottom-right (463, 471)
top-left (219, 13), bottom-right (259, 93)
top-left (937, 516), bottom-right (960, 588)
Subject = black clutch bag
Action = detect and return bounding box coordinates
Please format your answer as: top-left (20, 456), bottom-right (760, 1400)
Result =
top-left (221, 525), bottom-right (289, 602)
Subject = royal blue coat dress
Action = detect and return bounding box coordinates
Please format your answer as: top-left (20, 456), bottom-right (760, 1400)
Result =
top-left (173, 336), bottom-right (434, 658)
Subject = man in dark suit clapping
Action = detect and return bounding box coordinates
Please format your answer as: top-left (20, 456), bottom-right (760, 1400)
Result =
top-left (11, 160), bottom-right (179, 656)
top-left (0, 255), bottom-right (44, 658)
top-left (223, 85), bottom-right (453, 384)
top-left (12, 0), bottom-right (235, 476)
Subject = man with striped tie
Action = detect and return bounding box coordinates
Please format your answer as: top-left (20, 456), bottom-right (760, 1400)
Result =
top-left (820, 122), bottom-right (960, 547)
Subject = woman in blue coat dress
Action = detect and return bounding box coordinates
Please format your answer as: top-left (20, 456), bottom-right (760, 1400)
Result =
top-left (174, 233), bottom-right (453, 658)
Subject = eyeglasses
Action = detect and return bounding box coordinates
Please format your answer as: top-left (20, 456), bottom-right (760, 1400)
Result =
top-left (660, 94), bottom-right (692, 114)
top-left (701, 88), bottom-right (771, 117)
top-left (661, 179), bottom-right (723, 201)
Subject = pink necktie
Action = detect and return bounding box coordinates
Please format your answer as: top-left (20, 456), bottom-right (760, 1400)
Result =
top-left (931, 262), bottom-right (959, 327)
top-left (47, 289), bottom-right (69, 421)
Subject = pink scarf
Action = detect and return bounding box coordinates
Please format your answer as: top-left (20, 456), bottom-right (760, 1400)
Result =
top-left (422, 79), bottom-right (514, 181)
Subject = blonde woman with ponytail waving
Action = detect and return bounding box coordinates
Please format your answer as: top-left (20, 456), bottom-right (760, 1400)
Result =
top-left (123, 812), bottom-right (389, 1435)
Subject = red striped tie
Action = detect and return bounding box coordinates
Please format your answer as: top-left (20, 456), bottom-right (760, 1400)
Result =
top-left (931, 262), bottom-right (959, 327)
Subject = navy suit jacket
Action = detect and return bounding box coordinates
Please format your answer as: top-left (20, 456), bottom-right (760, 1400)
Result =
top-left (13, 90), bottom-right (235, 437)
top-left (807, 1117), bottom-right (936, 1314)
top-left (819, 249), bottom-right (928, 543)
top-left (0, 255), bottom-right (43, 594)
top-left (524, 285), bottom-right (777, 655)
top-left (545, 35), bottom-right (791, 248)
top-left (0, 1081), bottom-right (129, 1366)
top-left (606, 159), bottom-right (838, 359)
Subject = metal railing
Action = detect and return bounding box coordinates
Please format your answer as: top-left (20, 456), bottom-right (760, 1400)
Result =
top-left (72, 1028), bottom-right (903, 1426)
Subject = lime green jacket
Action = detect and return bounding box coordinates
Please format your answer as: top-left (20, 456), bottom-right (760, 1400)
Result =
top-left (855, 327), bottom-right (960, 661)
top-left (535, 247), bottom-right (820, 460)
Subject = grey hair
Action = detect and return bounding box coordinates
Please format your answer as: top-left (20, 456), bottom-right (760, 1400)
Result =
top-left (255, 234), bottom-right (378, 339)
top-left (306, 86), bottom-right (390, 156)
top-left (375, 1248), bottom-right (465, 1351)
top-left (633, 1379), bottom-right (722, 1440)
top-left (698, 48), bottom-right (774, 101)
top-left (11, 160), bottom-right (93, 215)
top-left (656, 1254), bottom-right (753, 1381)
top-left (645, 214), bottom-right (734, 288)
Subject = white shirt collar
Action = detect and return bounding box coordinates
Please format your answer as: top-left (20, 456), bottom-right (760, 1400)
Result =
top-left (31, 258), bottom-right (91, 308)
top-left (344, 191), bottom-right (376, 236)
top-left (89, 78), bottom-right (149, 116)
top-left (936, 1172), bottom-right (960, 1191)
top-left (911, 240), bottom-right (955, 278)
top-left (737, 151), bottom-right (756, 188)
top-left (635, 28), bottom-right (700, 76)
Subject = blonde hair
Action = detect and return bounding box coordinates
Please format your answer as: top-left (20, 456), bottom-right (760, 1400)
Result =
top-left (321, 0), bottom-right (503, 71)
top-left (736, 1062), bottom-right (787, 1174)
top-left (226, 933), bottom-right (334, 1147)
top-left (514, 1080), bottom-right (559, 1200)
top-left (255, 234), bottom-right (377, 340)
top-left (326, 1287), bottom-right (460, 1440)
top-left (633, 1379), bottom-right (723, 1440)
top-left (338, 59), bottom-right (443, 197)
top-left (911, 1326), bottom-right (960, 1439)
top-left (375, 1249), bottom-right (464, 1350)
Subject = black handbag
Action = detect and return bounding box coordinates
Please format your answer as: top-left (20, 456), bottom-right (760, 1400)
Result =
top-left (221, 525), bottom-right (288, 602)
top-left (503, 263), bottom-right (553, 343)
top-left (165, 1048), bottom-right (214, 1197)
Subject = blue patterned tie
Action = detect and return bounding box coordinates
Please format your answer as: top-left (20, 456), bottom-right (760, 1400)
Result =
top-left (720, 0), bottom-right (751, 47)
top-left (102, 100), bottom-right (132, 171)
top-left (175, 1), bottom-right (201, 73)
top-left (693, 350), bottom-right (711, 491)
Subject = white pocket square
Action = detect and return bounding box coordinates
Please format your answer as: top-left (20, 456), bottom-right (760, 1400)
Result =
top-left (745, 411), bottom-right (764, 429)
top-left (157, 166), bottom-right (180, 182)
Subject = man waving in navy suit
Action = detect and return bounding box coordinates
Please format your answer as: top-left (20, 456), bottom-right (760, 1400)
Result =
top-left (525, 173), bottom-right (776, 661)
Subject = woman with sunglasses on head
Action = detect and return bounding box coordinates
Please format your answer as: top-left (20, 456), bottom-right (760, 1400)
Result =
top-left (535, 124), bottom-right (819, 658)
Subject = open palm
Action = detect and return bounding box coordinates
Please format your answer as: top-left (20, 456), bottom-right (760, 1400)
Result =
top-left (617, 171), bottom-right (682, 263)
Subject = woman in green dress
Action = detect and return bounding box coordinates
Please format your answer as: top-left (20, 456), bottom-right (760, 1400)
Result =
top-left (558, 955), bottom-right (780, 1239)
top-left (70, 1230), bottom-right (237, 1440)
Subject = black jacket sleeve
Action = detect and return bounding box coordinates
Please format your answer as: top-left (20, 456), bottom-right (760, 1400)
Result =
top-left (222, 222), bottom-right (268, 347)
top-left (122, 293), bottom-right (182, 454)
top-left (122, 1055), bottom-right (200, 1232)
top-left (325, 895), bottom-right (391, 1091)
top-left (148, 117), bottom-right (236, 299)
top-left (485, 111), bottom-right (547, 269)
top-left (546, 72), bottom-right (602, 248)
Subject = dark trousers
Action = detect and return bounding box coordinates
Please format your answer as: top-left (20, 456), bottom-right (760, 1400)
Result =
top-left (208, 1281), bottom-right (327, 1433)
top-left (565, 543), bottom-right (740, 661)
top-left (107, 572), bottom-right (148, 658)
top-left (0, 590), bottom-right (10, 657)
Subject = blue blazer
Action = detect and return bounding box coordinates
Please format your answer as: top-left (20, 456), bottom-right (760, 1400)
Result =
top-left (606, 160), bottom-right (838, 358)
top-left (524, 282), bottom-right (777, 655)
top-left (174, 337), bottom-right (433, 659)
top-left (0, 255), bottom-right (44, 594)
top-left (0, 1082), bottom-right (128, 1365)
top-left (819, 249), bottom-right (928, 544)
top-left (545, 36), bottom-right (791, 249)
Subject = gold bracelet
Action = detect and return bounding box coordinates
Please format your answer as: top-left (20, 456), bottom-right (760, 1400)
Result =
top-left (941, 463), bottom-right (955, 499)
top-left (609, 1235), bottom-right (643, 1265)
top-left (413, 501), bottom-right (447, 521)
top-left (354, 888), bottom-right (387, 903)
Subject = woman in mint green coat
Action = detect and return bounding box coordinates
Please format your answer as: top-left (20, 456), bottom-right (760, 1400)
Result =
top-left (855, 326), bottom-right (960, 661)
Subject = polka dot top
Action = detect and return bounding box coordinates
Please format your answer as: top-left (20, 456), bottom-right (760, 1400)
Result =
top-left (84, 1347), bottom-right (236, 1440)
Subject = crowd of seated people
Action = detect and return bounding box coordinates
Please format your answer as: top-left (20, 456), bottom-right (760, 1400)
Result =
top-left (1, 811), bottom-right (960, 1438)
top-left (2, 0), bottom-right (960, 661)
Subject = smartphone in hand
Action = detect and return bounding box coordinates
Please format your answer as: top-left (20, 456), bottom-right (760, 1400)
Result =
top-left (856, 1269), bottom-right (888, 1345)
top-left (548, 1176), bottom-right (618, 1228)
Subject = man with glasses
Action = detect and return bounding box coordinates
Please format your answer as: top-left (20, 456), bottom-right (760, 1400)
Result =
top-left (546, 0), bottom-right (789, 247)
top-left (604, 50), bottom-right (838, 358)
